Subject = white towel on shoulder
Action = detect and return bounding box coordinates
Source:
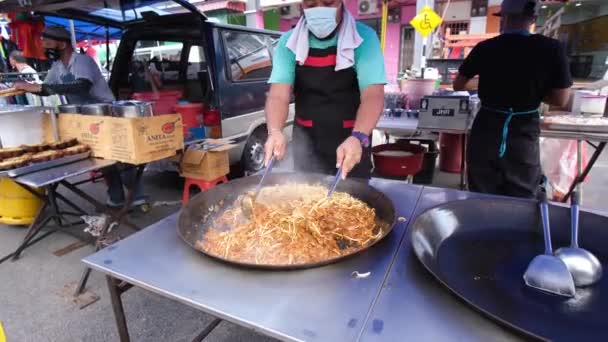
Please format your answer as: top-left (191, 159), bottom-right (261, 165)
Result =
top-left (285, 8), bottom-right (363, 71)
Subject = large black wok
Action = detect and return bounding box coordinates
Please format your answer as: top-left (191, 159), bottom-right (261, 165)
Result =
top-left (410, 198), bottom-right (608, 341)
top-left (178, 173), bottom-right (396, 269)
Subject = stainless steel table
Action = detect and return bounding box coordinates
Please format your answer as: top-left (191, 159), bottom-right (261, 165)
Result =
top-left (540, 128), bottom-right (608, 204)
top-left (1, 159), bottom-right (118, 264)
top-left (83, 179), bottom-right (423, 342)
top-left (14, 158), bottom-right (116, 188)
top-left (2, 158), bottom-right (148, 297)
top-left (359, 186), bottom-right (523, 342)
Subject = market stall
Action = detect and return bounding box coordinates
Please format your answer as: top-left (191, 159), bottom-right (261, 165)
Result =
top-left (375, 108), bottom-right (608, 203)
top-left (83, 179), bottom-right (608, 342)
top-left (0, 104), bottom-right (184, 299)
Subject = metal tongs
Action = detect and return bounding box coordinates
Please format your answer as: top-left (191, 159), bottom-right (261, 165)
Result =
top-left (327, 166), bottom-right (343, 198)
top-left (241, 156), bottom-right (275, 218)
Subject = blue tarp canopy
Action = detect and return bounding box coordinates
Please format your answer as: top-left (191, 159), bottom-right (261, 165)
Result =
top-left (43, 16), bottom-right (122, 41)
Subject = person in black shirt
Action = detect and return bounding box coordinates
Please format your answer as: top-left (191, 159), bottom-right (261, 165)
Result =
top-left (453, 0), bottom-right (572, 199)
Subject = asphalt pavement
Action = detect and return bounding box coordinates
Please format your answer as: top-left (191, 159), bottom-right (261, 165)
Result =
top-left (0, 148), bottom-right (607, 342)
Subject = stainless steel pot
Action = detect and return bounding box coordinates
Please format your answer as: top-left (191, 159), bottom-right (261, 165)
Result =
top-left (57, 104), bottom-right (81, 114)
top-left (112, 101), bottom-right (153, 118)
top-left (80, 103), bottom-right (112, 116)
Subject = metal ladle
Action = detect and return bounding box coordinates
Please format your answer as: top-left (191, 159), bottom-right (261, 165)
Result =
top-left (555, 191), bottom-right (603, 287)
top-left (241, 156), bottom-right (275, 218)
top-left (523, 191), bottom-right (576, 297)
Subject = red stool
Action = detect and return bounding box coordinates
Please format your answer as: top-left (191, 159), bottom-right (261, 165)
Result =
top-left (182, 176), bottom-right (228, 204)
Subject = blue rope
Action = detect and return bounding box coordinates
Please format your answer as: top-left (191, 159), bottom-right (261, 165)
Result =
top-left (482, 106), bottom-right (539, 158)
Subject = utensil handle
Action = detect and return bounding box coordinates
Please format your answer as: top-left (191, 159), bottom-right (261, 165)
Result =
top-left (255, 156), bottom-right (275, 195)
top-left (327, 166), bottom-right (342, 197)
top-left (539, 192), bottom-right (553, 255)
top-left (571, 191), bottom-right (580, 248)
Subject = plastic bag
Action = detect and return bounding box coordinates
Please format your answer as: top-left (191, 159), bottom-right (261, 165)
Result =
top-left (540, 138), bottom-right (589, 201)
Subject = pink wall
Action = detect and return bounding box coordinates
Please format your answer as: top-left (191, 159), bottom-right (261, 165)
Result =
top-left (275, 1), bottom-right (417, 84)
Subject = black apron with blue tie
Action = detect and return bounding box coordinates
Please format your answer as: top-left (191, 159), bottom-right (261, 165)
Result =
top-left (467, 105), bottom-right (542, 198)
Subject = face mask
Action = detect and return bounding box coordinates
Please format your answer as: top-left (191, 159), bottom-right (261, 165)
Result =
top-left (304, 7), bottom-right (338, 39)
top-left (45, 48), bottom-right (61, 61)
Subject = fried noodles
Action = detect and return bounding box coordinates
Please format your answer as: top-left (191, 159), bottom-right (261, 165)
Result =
top-left (196, 184), bottom-right (384, 265)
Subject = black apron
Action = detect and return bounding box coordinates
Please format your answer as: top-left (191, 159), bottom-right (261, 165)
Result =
top-left (467, 105), bottom-right (542, 198)
top-left (292, 46), bottom-right (372, 179)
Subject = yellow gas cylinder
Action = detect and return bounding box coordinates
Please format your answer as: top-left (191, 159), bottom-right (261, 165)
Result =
top-left (0, 178), bottom-right (43, 226)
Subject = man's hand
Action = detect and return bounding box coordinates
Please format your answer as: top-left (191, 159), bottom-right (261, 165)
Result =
top-left (336, 136), bottom-right (362, 180)
top-left (13, 81), bottom-right (41, 93)
top-left (263, 130), bottom-right (287, 166)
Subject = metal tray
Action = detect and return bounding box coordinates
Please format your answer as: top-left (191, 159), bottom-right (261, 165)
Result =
top-left (5, 151), bottom-right (91, 178)
top-left (541, 121), bottom-right (608, 134)
top-left (410, 198), bottom-right (608, 341)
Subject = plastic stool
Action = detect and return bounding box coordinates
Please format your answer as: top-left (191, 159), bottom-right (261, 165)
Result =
top-left (182, 176), bottom-right (228, 204)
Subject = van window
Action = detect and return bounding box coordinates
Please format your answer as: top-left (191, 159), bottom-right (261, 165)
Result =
top-left (187, 45), bottom-right (207, 80)
top-left (221, 31), bottom-right (276, 81)
top-left (130, 40), bottom-right (183, 92)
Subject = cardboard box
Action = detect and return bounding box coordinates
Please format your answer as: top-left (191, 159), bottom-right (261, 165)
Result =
top-left (180, 139), bottom-right (237, 181)
top-left (44, 114), bottom-right (184, 164)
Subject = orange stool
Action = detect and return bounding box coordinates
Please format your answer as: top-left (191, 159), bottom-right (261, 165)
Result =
top-left (182, 176), bottom-right (228, 204)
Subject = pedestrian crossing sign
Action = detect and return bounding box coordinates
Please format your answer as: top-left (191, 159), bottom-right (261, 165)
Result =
top-left (410, 6), bottom-right (442, 37)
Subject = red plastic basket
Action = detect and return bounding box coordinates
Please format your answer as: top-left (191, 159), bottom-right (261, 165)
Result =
top-left (372, 142), bottom-right (426, 177)
top-left (132, 90), bottom-right (183, 115)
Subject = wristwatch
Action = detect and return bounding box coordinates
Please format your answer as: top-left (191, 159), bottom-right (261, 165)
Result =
top-left (351, 131), bottom-right (370, 148)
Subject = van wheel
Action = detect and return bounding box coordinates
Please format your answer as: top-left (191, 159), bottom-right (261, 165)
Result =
top-left (242, 129), bottom-right (267, 173)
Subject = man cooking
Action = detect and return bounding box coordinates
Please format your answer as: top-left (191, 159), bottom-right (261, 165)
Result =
top-left (13, 26), bottom-right (147, 208)
top-left (453, 0), bottom-right (572, 198)
top-left (263, 0), bottom-right (386, 180)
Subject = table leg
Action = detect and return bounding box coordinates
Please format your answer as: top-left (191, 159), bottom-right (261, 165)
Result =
top-left (562, 142), bottom-right (606, 203)
top-left (192, 318), bottom-right (221, 342)
top-left (460, 134), bottom-right (468, 191)
top-left (11, 212), bottom-right (54, 261)
top-left (74, 165), bottom-right (145, 296)
top-left (107, 276), bottom-right (131, 342)
top-left (54, 191), bottom-right (88, 216)
top-left (577, 140), bottom-right (583, 204)
top-left (48, 184), bottom-right (64, 227)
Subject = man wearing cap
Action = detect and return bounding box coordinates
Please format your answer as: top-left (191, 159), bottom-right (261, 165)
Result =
top-left (14, 26), bottom-right (146, 208)
top-left (453, 0), bottom-right (572, 198)
top-left (13, 25), bottom-right (114, 104)
top-left (263, 0), bottom-right (386, 180)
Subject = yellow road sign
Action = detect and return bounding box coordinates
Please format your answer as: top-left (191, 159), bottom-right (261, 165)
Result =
top-left (410, 6), bottom-right (442, 37)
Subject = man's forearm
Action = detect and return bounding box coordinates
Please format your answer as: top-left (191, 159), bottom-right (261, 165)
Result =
top-left (38, 79), bottom-right (92, 96)
top-left (353, 85), bottom-right (385, 135)
top-left (265, 88), bottom-right (290, 133)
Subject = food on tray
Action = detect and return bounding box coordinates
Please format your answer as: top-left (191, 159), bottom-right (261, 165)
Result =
top-left (50, 138), bottom-right (79, 150)
top-left (30, 150), bottom-right (65, 163)
top-left (0, 153), bottom-right (33, 170)
top-left (20, 142), bottom-right (51, 153)
top-left (197, 184), bottom-right (385, 265)
top-left (543, 115), bottom-right (608, 126)
top-left (62, 144), bottom-right (90, 155)
top-left (0, 146), bottom-right (26, 160)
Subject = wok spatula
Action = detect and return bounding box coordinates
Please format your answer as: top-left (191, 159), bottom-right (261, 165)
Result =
top-left (523, 192), bottom-right (576, 297)
top-left (241, 156), bottom-right (275, 218)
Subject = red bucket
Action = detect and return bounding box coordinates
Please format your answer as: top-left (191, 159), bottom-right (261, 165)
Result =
top-left (373, 142), bottom-right (426, 177)
top-left (132, 90), bottom-right (183, 115)
top-left (175, 103), bottom-right (204, 138)
top-left (439, 133), bottom-right (464, 173)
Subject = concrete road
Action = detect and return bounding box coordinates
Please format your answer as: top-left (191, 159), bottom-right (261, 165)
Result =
top-left (0, 148), bottom-right (606, 341)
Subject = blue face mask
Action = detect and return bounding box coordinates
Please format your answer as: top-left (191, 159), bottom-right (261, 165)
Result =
top-left (304, 7), bottom-right (338, 39)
